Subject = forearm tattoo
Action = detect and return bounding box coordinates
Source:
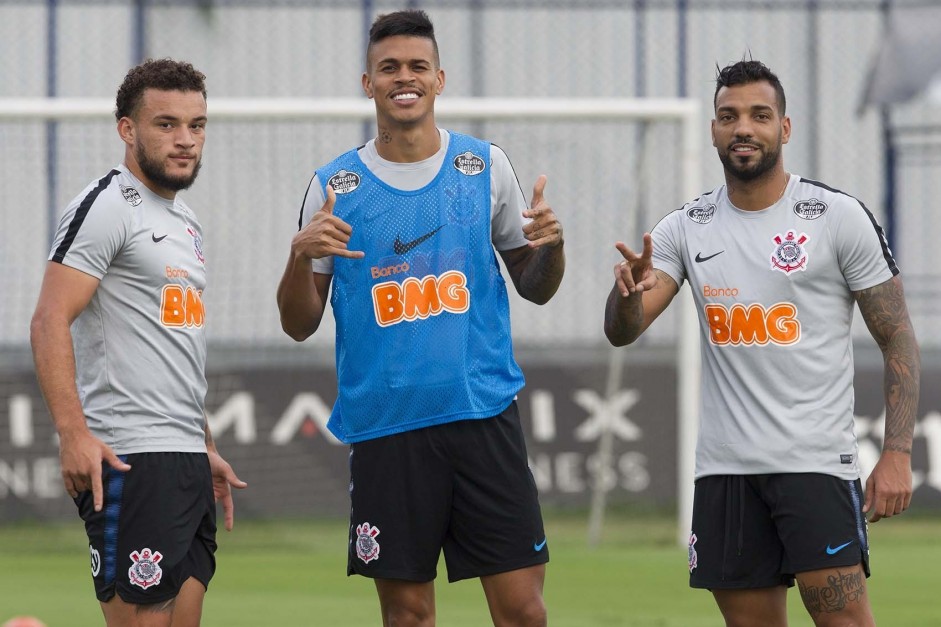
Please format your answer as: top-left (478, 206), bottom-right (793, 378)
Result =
top-left (604, 269), bottom-right (670, 345)
top-left (798, 570), bottom-right (866, 617)
top-left (855, 277), bottom-right (921, 454)
top-left (519, 243), bottom-right (565, 303)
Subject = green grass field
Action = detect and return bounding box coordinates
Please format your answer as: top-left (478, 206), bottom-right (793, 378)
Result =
top-left (1, 510), bottom-right (939, 626)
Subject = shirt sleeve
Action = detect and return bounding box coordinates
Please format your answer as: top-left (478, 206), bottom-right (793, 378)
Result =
top-left (650, 209), bottom-right (687, 289)
top-left (489, 145), bottom-right (530, 251)
top-left (300, 174), bottom-right (334, 275)
top-left (830, 197), bottom-right (898, 291)
top-left (49, 187), bottom-right (128, 279)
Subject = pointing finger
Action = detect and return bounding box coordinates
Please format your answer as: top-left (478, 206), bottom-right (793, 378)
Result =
top-left (91, 466), bottom-right (104, 512)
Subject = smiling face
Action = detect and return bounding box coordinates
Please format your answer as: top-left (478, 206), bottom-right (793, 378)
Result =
top-left (119, 88), bottom-right (207, 199)
top-left (711, 80), bottom-right (790, 182)
top-left (362, 34), bottom-right (444, 131)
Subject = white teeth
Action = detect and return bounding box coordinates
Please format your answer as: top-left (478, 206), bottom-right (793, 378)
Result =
top-left (393, 93), bottom-right (419, 101)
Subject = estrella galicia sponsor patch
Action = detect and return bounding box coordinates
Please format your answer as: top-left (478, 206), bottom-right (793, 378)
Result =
top-left (688, 533), bottom-right (698, 573)
top-left (120, 185), bottom-right (142, 207)
top-left (794, 198), bottom-right (828, 220)
top-left (90, 544), bottom-right (101, 577)
top-left (770, 230), bottom-right (809, 274)
top-left (128, 547), bottom-right (163, 589)
top-left (328, 170), bottom-right (361, 194)
top-left (841, 454), bottom-right (854, 464)
top-left (687, 204), bottom-right (716, 224)
top-left (355, 522), bottom-right (381, 564)
top-left (453, 151), bottom-right (486, 176)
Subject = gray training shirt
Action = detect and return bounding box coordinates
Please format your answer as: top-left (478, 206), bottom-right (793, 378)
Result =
top-left (652, 175), bottom-right (898, 480)
top-left (49, 164), bottom-right (208, 455)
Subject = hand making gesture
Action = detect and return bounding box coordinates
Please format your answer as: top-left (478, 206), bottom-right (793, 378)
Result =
top-left (58, 429), bottom-right (131, 512)
top-left (292, 185), bottom-right (365, 260)
top-left (522, 175), bottom-right (563, 248)
top-left (613, 233), bottom-right (657, 296)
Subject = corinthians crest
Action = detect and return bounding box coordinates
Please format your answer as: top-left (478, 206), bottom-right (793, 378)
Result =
top-left (771, 230), bottom-right (809, 274)
top-left (187, 226), bottom-right (205, 264)
top-left (356, 522), bottom-right (379, 564)
top-left (355, 522), bottom-right (381, 564)
top-left (128, 547), bottom-right (163, 589)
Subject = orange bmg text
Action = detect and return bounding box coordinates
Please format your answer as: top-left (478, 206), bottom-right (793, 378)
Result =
top-left (372, 271), bottom-right (470, 327)
top-left (704, 302), bottom-right (800, 346)
top-left (160, 285), bottom-right (205, 327)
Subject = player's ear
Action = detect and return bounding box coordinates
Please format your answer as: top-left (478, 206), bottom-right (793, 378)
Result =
top-left (710, 119), bottom-right (718, 147)
top-left (117, 116), bottom-right (135, 146)
top-left (362, 72), bottom-right (374, 99)
top-left (781, 115), bottom-right (791, 145)
top-left (435, 69), bottom-right (445, 95)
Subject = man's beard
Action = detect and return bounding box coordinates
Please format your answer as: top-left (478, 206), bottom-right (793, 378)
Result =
top-left (136, 144), bottom-right (202, 192)
top-left (718, 137), bottom-right (781, 182)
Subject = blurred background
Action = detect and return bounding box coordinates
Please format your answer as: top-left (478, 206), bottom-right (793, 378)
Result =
top-left (1, 0), bottom-right (940, 526)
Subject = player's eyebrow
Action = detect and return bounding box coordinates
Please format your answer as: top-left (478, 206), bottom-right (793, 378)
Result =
top-left (376, 56), bottom-right (431, 65)
top-left (153, 114), bottom-right (208, 123)
top-left (716, 103), bottom-right (775, 114)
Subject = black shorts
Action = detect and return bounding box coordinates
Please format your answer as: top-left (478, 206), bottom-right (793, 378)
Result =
top-left (347, 401), bottom-right (548, 583)
top-left (689, 473), bottom-right (870, 590)
top-left (75, 452), bottom-right (217, 604)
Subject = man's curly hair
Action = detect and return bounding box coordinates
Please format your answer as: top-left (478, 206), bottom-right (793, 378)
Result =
top-left (115, 58), bottom-right (206, 121)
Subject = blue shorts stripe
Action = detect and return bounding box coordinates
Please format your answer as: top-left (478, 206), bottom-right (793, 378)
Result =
top-left (845, 479), bottom-right (867, 549)
top-left (103, 456), bottom-right (127, 584)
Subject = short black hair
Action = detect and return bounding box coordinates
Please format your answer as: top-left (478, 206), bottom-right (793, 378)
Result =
top-left (714, 59), bottom-right (786, 115)
top-left (115, 58), bottom-right (206, 121)
top-left (367, 9), bottom-right (439, 67)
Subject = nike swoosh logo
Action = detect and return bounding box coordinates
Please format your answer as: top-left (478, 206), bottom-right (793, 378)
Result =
top-left (826, 541), bottom-right (853, 555)
top-left (694, 250), bottom-right (724, 263)
top-left (393, 225), bottom-right (444, 255)
top-left (534, 538), bottom-right (547, 552)
top-left (152, 233), bottom-right (168, 243)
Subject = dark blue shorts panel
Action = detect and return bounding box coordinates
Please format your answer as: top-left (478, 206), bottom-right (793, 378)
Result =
top-left (689, 473), bottom-right (869, 590)
top-left (76, 452), bottom-right (217, 604)
top-left (347, 401), bottom-right (548, 583)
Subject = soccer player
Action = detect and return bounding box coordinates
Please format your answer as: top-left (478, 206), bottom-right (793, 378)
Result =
top-left (276, 10), bottom-right (563, 627)
top-left (604, 59), bottom-right (920, 627)
top-left (30, 58), bottom-right (245, 627)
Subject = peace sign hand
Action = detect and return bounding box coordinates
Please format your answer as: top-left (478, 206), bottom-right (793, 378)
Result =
top-left (614, 234), bottom-right (657, 297)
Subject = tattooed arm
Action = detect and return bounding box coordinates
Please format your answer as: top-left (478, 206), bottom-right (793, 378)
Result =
top-left (854, 275), bottom-right (921, 522)
top-left (500, 242), bottom-right (565, 305)
top-left (605, 269), bottom-right (678, 346)
top-left (604, 236), bottom-right (679, 346)
top-left (499, 175), bottom-right (565, 305)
